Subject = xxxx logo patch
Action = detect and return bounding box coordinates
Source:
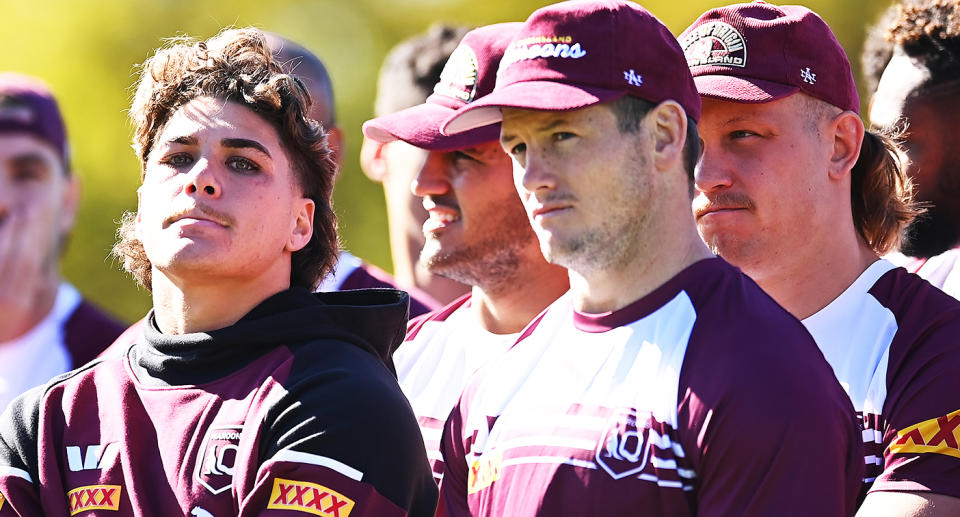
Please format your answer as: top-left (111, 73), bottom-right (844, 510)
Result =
top-left (889, 408), bottom-right (960, 459)
top-left (67, 485), bottom-right (121, 515)
top-left (467, 449), bottom-right (502, 495)
top-left (267, 478), bottom-right (354, 517)
top-left (0, 491), bottom-right (5, 511)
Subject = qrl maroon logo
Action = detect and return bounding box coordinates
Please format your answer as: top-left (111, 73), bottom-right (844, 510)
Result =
top-left (595, 408), bottom-right (652, 480)
top-left (194, 425), bottom-right (243, 495)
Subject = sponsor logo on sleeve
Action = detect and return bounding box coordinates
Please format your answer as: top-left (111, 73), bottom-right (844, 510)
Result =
top-left (680, 21), bottom-right (747, 68)
top-left (467, 449), bottom-right (502, 495)
top-left (194, 425), bottom-right (243, 495)
top-left (67, 485), bottom-right (121, 515)
top-left (596, 408), bottom-right (652, 480)
top-left (888, 408), bottom-right (960, 459)
top-left (267, 478), bottom-right (354, 517)
top-left (0, 491), bottom-right (5, 511)
top-left (66, 443), bottom-right (120, 472)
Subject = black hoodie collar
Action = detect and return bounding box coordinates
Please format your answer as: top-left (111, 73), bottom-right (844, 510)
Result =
top-left (131, 287), bottom-right (409, 387)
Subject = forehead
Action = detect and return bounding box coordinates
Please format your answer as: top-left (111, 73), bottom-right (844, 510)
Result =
top-left (156, 97), bottom-right (282, 147)
top-left (699, 94), bottom-right (805, 127)
top-left (500, 103), bottom-right (615, 134)
top-left (0, 132), bottom-right (63, 168)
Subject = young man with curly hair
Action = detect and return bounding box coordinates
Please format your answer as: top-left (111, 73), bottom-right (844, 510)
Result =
top-left (0, 28), bottom-right (436, 516)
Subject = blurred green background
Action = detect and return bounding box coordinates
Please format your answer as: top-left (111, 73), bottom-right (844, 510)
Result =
top-left (0, 0), bottom-right (893, 323)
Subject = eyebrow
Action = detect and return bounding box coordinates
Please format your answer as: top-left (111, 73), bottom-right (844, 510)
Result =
top-left (501, 117), bottom-right (573, 144)
top-left (222, 138), bottom-right (272, 158)
top-left (159, 135), bottom-right (272, 159)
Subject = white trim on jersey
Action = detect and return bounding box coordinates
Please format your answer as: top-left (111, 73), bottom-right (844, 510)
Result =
top-left (271, 450), bottom-right (364, 482)
top-left (0, 465), bottom-right (32, 483)
top-left (803, 259), bottom-right (897, 415)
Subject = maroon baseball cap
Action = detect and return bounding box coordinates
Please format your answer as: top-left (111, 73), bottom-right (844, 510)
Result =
top-left (680, 1), bottom-right (859, 113)
top-left (441, 0), bottom-right (701, 135)
top-left (0, 72), bottom-right (70, 165)
top-left (362, 23), bottom-right (522, 151)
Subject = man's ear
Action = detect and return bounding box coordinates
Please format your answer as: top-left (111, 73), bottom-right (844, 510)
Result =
top-left (650, 100), bottom-right (687, 171)
top-left (828, 111), bottom-right (865, 181)
top-left (325, 126), bottom-right (345, 172)
top-left (59, 173), bottom-right (80, 236)
top-left (287, 198), bottom-right (315, 253)
top-left (359, 136), bottom-right (388, 182)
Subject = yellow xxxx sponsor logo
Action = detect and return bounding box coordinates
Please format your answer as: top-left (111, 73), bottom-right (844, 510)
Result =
top-left (889, 407), bottom-right (960, 459)
top-left (267, 478), bottom-right (354, 517)
top-left (0, 491), bottom-right (5, 511)
top-left (467, 449), bottom-right (502, 495)
top-left (67, 485), bottom-right (121, 514)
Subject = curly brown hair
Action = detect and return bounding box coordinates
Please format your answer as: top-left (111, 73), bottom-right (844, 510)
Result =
top-left (113, 27), bottom-right (339, 291)
top-left (863, 0), bottom-right (960, 94)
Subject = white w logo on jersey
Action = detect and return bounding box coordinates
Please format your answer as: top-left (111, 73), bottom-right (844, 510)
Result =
top-left (66, 443), bottom-right (120, 471)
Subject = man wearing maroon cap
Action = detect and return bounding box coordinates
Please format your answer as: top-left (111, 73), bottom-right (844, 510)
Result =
top-left (0, 72), bottom-right (124, 411)
top-left (438, 1), bottom-right (862, 515)
top-left (362, 23), bottom-right (569, 486)
top-left (682, 1), bottom-right (960, 514)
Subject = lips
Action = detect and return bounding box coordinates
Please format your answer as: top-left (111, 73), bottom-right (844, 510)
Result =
top-left (692, 193), bottom-right (754, 220)
top-left (422, 197), bottom-right (461, 233)
top-left (163, 206), bottom-right (231, 229)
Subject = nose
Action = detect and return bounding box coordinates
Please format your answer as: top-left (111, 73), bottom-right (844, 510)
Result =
top-left (410, 151), bottom-right (451, 198)
top-left (515, 149), bottom-right (556, 195)
top-left (693, 141), bottom-right (734, 194)
top-left (184, 158), bottom-right (221, 198)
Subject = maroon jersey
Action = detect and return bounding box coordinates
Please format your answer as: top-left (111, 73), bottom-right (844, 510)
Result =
top-left (439, 258), bottom-right (862, 516)
top-left (802, 260), bottom-right (960, 498)
top-left (319, 251), bottom-right (440, 318)
top-left (0, 288), bottom-right (437, 516)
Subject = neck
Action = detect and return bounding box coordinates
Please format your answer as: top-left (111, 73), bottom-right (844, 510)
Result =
top-left (752, 238), bottom-right (878, 320)
top-left (0, 271), bottom-right (60, 343)
top-left (470, 257), bottom-right (569, 335)
top-left (151, 270), bottom-right (290, 334)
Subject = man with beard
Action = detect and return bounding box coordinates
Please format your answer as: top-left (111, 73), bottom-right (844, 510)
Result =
top-left (361, 25), bottom-right (472, 305)
top-left (436, 1), bottom-right (862, 514)
top-left (0, 28), bottom-right (436, 516)
top-left (864, 0), bottom-right (960, 298)
top-left (684, 2), bottom-right (960, 514)
top-left (362, 22), bottom-right (569, 484)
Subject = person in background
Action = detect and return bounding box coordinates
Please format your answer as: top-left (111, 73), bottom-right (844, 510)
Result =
top-left (360, 24), bottom-right (472, 305)
top-left (0, 72), bottom-right (124, 411)
top-left (684, 1), bottom-right (960, 513)
top-left (362, 22), bottom-right (569, 484)
top-left (864, 0), bottom-right (960, 298)
top-left (267, 33), bottom-right (438, 316)
top-left (438, 1), bottom-right (862, 514)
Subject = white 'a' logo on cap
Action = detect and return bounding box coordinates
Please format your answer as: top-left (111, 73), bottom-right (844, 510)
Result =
top-left (434, 45), bottom-right (480, 103)
top-left (680, 21), bottom-right (747, 68)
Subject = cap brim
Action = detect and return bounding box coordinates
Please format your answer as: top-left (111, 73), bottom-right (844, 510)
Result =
top-left (693, 75), bottom-right (800, 104)
top-left (363, 102), bottom-right (500, 151)
top-left (442, 81), bottom-right (627, 135)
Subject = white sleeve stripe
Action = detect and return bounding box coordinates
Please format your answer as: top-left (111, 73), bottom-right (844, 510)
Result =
top-left (0, 466), bottom-right (32, 483)
top-left (270, 450), bottom-right (364, 482)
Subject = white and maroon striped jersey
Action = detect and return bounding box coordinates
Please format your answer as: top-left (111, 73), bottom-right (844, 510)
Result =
top-left (439, 258), bottom-right (863, 516)
top-left (395, 295), bottom-right (519, 483)
top-left (802, 259), bottom-right (960, 498)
